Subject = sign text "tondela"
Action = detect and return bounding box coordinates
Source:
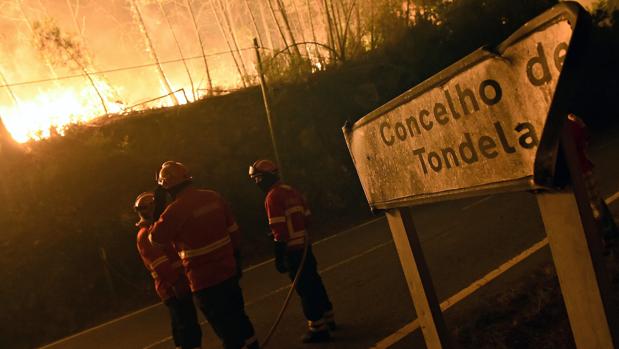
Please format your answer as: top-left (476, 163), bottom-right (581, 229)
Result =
top-left (378, 41), bottom-right (567, 175)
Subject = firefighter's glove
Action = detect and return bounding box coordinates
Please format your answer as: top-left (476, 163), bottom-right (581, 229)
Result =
top-left (274, 241), bottom-right (288, 274)
top-left (234, 249), bottom-right (243, 279)
top-left (153, 185), bottom-right (168, 221)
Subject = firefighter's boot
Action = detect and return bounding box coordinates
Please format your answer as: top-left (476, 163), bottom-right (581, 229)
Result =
top-left (301, 320), bottom-right (330, 343)
top-left (324, 310), bottom-right (336, 331)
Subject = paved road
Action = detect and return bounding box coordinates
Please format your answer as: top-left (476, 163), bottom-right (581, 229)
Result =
top-left (40, 126), bottom-right (619, 349)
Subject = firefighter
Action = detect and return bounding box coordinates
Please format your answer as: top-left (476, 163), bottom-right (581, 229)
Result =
top-left (567, 114), bottom-right (618, 251)
top-left (149, 161), bottom-right (259, 349)
top-left (134, 191), bottom-right (202, 349)
top-left (249, 159), bottom-right (335, 343)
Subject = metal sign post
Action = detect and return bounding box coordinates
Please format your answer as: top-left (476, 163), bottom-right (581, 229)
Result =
top-left (254, 38), bottom-right (285, 180)
top-left (536, 190), bottom-right (614, 348)
top-left (536, 126), bottom-right (618, 348)
top-left (343, 3), bottom-right (617, 348)
top-left (385, 207), bottom-right (452, 348)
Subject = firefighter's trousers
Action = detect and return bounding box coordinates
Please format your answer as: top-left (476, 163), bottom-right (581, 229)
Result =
top-left (286, 247), bottom-right (333, 322)
top-left (164, 293), bottom-right (202, 349)
top-left (194, 277), bottom-right (258, 349)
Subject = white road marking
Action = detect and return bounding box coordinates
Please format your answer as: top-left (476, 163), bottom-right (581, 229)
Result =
top-left (243, 217), bottom-right (385, 273)
top-left (142, 335), bottom-right (171, 348)
top-left (319, 240), bottom-right (394, 273)
top-left (371, 238), bottom-right (550, 349)
top-left (241, 256), bottom-right (276, 273)
top-left (313, 217), bottom-right (385, 246)
top-left (248, 240), bottom-right (393, 312)
top-left (38, 303), bottom-right (163, 349)
top-left (461, 190), bottom-right (618, 211)
top-left (462, 196), bottom-right (493, 211)
top-left (606, 191), bottom-right (619, 205)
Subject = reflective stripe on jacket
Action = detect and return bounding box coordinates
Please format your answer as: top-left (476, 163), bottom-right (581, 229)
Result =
top-left (136, 226), bottom-right (188, 300)
top-left (149, 187), bottom-right (241, 292)
top-left (265, 183), bottom-right (311, 251)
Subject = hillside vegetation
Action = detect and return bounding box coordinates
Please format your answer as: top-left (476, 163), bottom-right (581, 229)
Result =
top-left (1, 1), bottom-right (618, 347)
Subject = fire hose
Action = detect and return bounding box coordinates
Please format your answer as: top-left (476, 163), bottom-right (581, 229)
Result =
top-left (260, 236), bottom-right (310, 348)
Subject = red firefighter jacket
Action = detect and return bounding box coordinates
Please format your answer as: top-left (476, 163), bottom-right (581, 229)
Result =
top-left (265, 183), bottom-right (311, 251)
top-left (567, 114), bottom-right (594, 173)
top-left (136, 225), bottom-right (189, 300)
top-left (149, 187), bottom-right (241, 292)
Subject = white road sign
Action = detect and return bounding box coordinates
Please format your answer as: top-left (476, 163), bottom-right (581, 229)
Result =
top-left (344, 7), bottom-right (583, 209)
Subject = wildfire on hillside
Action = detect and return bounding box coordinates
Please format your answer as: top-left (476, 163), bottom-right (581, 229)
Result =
top-left (0, 0), bottom-right (264, 143)
top-left (0, 0), bottom-right (419, 143)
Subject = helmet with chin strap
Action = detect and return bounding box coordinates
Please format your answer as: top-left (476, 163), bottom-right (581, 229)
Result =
top-left (134, 191), bottom-right (155, 226)
top-left (134, 192), bottom-right (155, 211)
top-left (249, 159), bottom-right (278, 178)
top-left (157, 161), bottom-right (192, 190)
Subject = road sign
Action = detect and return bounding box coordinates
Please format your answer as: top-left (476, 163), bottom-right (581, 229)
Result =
top-left (344, 3), bottom-right (618, 349)
top-left (343, 4), bottom-right (585, 210)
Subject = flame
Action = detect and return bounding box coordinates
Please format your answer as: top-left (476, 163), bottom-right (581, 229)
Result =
top-left (0, 66), bottom-right (239, 143)
top-left (0, 0), bottom-right (327, 143)
top-left (0, 57), bottom-right (250, 143)
top-left (1, 79), bottom-right (124, 143)
top-left (0, 1), bottom-right (214, 144)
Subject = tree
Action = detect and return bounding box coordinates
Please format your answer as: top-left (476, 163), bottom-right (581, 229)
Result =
top-left (32, 18), bottom-right (110, 115)
top-left (186, 0), bottom-right (214, 97)
top-left (65, 0), bottom-right (122, 103)
top-left (129, 0), bottom-right (179, 106)
top-left (158, 0), bottom-right (196, 100)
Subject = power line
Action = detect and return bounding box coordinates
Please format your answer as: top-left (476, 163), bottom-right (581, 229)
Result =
top-left (0, 46), bottom-right (267, 89)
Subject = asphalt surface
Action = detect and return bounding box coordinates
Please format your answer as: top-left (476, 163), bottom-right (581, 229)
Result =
top-left (40, 124), bottom-right (619, 349)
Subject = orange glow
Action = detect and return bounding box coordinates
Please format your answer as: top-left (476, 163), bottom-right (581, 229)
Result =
top-left (0, 0), bottom-right (338, 143)
top-left (0, 64), bottom-right (226, 143)
top-left (1, 80), bottom-right (124, 143)
top-left (0, 0), bottom-right (252, 143)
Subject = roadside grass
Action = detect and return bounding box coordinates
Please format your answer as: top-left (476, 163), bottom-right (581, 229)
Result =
top-left (454, 246), bottom-right (619, 349)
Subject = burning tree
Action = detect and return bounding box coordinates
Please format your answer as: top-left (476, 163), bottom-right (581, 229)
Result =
top-left (129, 0), bottom-right (180, 106)
top-left (31, 18), bottom-right (110, 115)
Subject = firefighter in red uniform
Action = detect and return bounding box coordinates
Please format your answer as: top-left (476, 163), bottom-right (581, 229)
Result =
top-left (134, 191), bottom-right (202, 349)
top-left (567, 114), bottom-right (618, 249)
top-left (249, 159), bottom-right (335, 343)
top-left (149, 161), bottom-right (259, 349)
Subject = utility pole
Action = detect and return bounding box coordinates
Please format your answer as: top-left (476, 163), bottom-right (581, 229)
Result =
top-left (253, 38), bottom-right (284, 180)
